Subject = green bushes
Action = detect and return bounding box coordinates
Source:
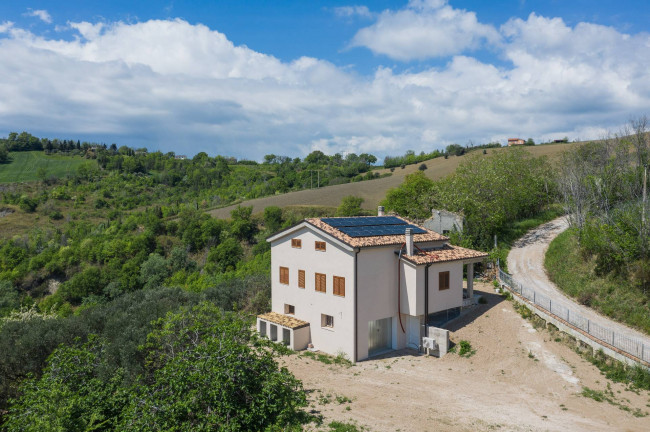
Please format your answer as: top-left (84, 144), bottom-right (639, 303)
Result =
top-left (545, 228), bottom-right (650, 334)
top-left (4, 302), bottom-right (308, 431)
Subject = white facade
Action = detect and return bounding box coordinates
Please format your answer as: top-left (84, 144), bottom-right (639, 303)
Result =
top-left (264, 218), bottom-right (486, 362)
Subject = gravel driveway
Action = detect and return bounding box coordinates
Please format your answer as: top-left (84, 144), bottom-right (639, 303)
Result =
top-left (507, 216), bottom-right (650, 348)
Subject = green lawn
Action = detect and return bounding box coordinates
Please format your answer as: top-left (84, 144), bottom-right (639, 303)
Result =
top-left (0, 151), bottom-right (89, 183)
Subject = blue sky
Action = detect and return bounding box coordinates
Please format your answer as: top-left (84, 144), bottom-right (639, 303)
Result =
top-left (1, 1), bottom-right (649, 159)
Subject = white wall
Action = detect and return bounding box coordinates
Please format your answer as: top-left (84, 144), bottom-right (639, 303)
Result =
top-left (270, 226), bottom-right (356, 360)
top-left (400, 261), bottom-right (423, 316)
top-left (427, 261), bottom-right (464, 313)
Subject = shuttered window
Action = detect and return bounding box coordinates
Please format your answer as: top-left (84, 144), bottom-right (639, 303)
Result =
top-left (291, 238), bottom-right (302, 248)
top-left (280, 266), bottom-right (289, 285)
top-left (333, 276), bottom-right (345, 297)
top-left (298, 270), bottom-right (305, 288)
top-left (439, 271), bottom-right (450, 291)
top-left (315, 273), bottom-right (326, 293)
top-left (315, 241), bottom-right (326, 251)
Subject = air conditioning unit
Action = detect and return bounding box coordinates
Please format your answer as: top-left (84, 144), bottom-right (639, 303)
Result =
top-left (422, 337), bottom-right (438, 350)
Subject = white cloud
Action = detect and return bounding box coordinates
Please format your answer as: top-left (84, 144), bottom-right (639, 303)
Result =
top-left (334, 6), bottom-right (373, 19)
top-left (350, 0), bottom-right (500, 60)
top-left (0, 15), bottom-right (649, 160)
top-left (24, 9), bottom-right (52, 24)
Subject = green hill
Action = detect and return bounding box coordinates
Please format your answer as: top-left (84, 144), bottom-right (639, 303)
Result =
top-left (0, 151), bottom-right (88, 183)
top-left (207, 142), bottom-right (577, 218)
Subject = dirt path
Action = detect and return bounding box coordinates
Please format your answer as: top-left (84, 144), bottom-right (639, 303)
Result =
top-left (283, 282), bottom-right (649, 431)
top-left (507, 217), bottom-right (650, 348)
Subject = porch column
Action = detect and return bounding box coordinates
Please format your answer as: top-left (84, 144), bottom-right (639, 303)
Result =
top-left (467, 262), bottom-right (474, 299)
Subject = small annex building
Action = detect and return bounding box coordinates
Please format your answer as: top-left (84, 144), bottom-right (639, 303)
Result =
top-left (423, 209), bottom-right (464, 235)
top-left (257, 207), bottom-right (488, 362)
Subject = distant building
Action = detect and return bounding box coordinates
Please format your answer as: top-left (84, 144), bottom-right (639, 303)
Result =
top-left (423, 209), bottom-right (464, 236)
top-left (507, 138), bottom-right (525, 146)
top-left (174, 155), bottom-right (187, 160)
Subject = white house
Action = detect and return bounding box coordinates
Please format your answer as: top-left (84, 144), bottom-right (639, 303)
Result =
top-left (257, 207), bottom-right (487, 362)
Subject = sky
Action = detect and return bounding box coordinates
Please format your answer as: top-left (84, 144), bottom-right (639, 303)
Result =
top-left (1, 1), bottom-right (650, 160)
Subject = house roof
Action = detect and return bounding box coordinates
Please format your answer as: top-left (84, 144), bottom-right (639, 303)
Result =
top-left (258, 312), bottom-right (310, 330)
top-left (401, 244), bottom-right (488, 265)
top-left (306, 216), bottom-right (447, 248)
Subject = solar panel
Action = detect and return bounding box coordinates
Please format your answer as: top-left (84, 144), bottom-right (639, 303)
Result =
top-left (320, 216), bottom-right (427, 237)
top-left (321, 216), bottom-right (406, 227)
top-left (337, 224), bottom-right (427, 238)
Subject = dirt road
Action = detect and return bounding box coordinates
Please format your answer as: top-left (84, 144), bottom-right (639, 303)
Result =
top-left (284, 282), bottom-right (649, 431)
top-left (507, 217), bottom-right (650, 350)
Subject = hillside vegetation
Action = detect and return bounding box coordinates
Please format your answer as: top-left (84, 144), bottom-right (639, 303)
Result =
top-left (0, 152), bottom-right (87, 183)
top-left (208, 142), bottom-right (575, 218)
top-left (547, 119), bottom-right (650, 334)
top-left (0, 130), bottom-right (578, 429)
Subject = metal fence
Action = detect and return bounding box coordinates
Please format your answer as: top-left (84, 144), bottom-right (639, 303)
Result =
top-left (498, 268), bottom-right (650, 364)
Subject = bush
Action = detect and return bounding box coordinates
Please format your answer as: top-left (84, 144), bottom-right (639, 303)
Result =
top-left (418, 163), bottom-right (427, 171)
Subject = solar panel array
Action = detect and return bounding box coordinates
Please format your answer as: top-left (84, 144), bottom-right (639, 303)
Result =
top-left (321, 216), bottom-right (427, 238)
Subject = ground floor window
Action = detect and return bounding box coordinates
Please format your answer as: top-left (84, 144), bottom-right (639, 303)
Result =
top-left (321, 314), bottom-right (334, 328)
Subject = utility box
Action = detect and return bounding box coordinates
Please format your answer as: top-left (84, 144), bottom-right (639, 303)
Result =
top-left (426, 326), bottom-right (450, 357)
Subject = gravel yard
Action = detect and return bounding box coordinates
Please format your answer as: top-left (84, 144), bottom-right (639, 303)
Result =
top-left (282, 282), bottom-right (650, 431)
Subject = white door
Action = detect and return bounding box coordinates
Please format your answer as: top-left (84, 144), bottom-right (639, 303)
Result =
top-left (407, 316), bottom-right (421, 349)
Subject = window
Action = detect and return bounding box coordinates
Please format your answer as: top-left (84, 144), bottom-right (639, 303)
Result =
top-left (315, 241), bottom-right (326, 251)
top-left (284, 304), bottom-right (295, 315)
top-left (321, 314), bottom-right (334, 328)
top-left (439, 271), bottom-right (450, 291)
top-left (333, 276), bottom-right (345, 297)
top-left (291, 238), bottom-right (302, 248)
top-left (298, 270), bottom-right (305, 288)
top-left (280, 266), bottom-right (289, 285)
top-left (315, 273), bottom-right (326, 293)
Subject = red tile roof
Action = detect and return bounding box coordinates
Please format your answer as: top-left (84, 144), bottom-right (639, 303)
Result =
top-left (306, 216), bottom-right (447, 248)
top-left (402, 244), bottom-right (488, 265)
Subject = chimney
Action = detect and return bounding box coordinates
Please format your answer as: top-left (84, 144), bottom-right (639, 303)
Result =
top-left (405, 228), bottom-right (414, 256)
top-left (378, 206), bottom-right (385, 216)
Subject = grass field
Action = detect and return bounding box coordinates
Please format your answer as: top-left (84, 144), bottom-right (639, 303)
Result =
top-left (0, 151), bottom-right (88, 183)
top-left (208, 142), bottom-right (578, 218)
top-left (545, 228), bottom-right (650, 335)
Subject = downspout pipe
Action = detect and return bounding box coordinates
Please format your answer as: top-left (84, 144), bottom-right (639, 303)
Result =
top-left (397, 242), bottom-right (406, 334)
top-left (354, 248), bottom-right (360, 363)
top-left (424, 263), bottom-right (431, 339)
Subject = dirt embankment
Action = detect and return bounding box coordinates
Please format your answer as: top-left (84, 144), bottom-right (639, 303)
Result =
top-left (282, 282), bottom-right (649, 432)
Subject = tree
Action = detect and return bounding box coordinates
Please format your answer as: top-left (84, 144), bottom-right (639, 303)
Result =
top-left (139, 253), bottom-right (169, 290)
top-left (0, 143), bottom-right (8, 163)
top-left (0, 281), bottom-right (20, 317)
top-left (263, 206), bottom-right (283, 232)
top-left (126, 303), bottom-right (307, 430)
top-left (230, 205), bottom-right (257, 242)
top-left (381, 171), bottom-right (436, 220)
top-left (336, 196), bottom-right (364, 216)
top-left (207, 238), bottom-right (243, 273)
top-left (525, 138), bottom-right (535, 146)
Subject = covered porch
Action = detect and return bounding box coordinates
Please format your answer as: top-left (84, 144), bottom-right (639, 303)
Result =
top-left (257, 311), bottom-right (310, 351)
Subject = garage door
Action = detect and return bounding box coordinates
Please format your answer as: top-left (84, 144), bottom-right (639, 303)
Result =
top-left (368, 317), bottom-right (392, 357)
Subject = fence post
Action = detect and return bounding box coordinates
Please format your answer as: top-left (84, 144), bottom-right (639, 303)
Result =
top-left (549, 299), bottom-right (552, 313)
top-left (567, 309), bottom-right (570, 322)
top-left (533, 291), bottom-right (536, 304)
